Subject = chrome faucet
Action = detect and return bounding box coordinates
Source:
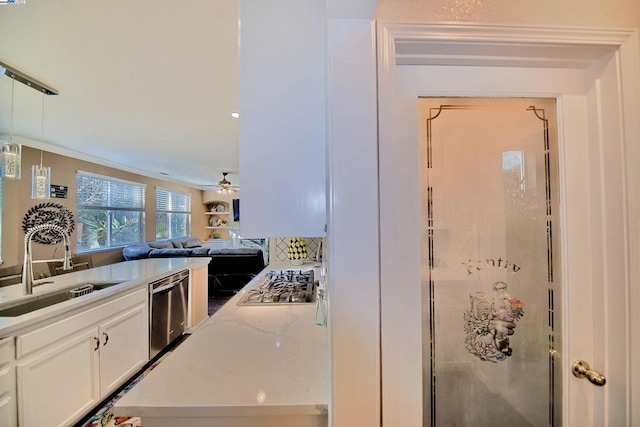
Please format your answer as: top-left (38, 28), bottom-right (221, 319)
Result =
top-left (22, 223), bottom-right (73, 295)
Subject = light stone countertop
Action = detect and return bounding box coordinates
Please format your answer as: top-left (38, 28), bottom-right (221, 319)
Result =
top-left (113, 261), bottom-right (329, 419)
top-left (0, 257), bottom-right (211, 337)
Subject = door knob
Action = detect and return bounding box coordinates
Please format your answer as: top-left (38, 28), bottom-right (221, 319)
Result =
top-left (572, 360), bottom-right (606, 386)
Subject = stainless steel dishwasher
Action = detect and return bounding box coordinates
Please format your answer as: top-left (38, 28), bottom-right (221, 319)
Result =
top-left (149, 269), bottom-right (190, 358)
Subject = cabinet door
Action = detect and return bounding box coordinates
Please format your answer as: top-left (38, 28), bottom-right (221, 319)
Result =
top-left (239, 0), bottom-right (326, 238)
top-left (0, 337), bottom-right (16, 427)
top-left (98, 302), bottom-right (148, 396)
top-left (17, 329), bottom-right (100, 427)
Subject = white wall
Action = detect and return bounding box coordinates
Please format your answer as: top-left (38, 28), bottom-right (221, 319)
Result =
top-left (377, 0), bottom-right (640, 28)
top-left (329, 1), bottom-right (640, 426)
top-left (326, 14), bottom-right (380, 427)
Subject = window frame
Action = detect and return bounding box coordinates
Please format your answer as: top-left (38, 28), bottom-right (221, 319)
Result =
top-left (155, 186), bottom-right (191, 240)
top-left (76, 171), bottom-right (146, 253)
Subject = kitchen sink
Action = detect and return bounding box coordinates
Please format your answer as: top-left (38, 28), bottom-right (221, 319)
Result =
top-left (0, 290), bottom-right (74, 317)
top-left (0, 281), bottom-right (124, 317)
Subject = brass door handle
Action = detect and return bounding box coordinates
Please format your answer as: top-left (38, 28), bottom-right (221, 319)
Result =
top-left (572, 360), bottom-right (606, 386)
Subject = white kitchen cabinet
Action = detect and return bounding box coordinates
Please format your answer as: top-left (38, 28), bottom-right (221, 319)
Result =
top-left (15, 289), bottom-right (148, 427)
top-left (98, 304), bottom-right (148, 396)
top-left (239, 0), bottom-right (326, 238)
top-left (0, 336), bottom-right (16, 427)
top-left (17, 327), bottom-right (100, 427)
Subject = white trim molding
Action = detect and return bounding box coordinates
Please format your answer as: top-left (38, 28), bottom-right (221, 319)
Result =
top-left (377, 22), bottom-right (640, 427)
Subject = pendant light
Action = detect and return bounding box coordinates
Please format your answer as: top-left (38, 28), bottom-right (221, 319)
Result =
top-left (1, 79), bottom-right (22, 179)
top-left (31, 94), bottom-right (50, 199)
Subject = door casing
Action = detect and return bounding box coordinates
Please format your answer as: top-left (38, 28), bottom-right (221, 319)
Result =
top-left (377, 22), bottom-right (640, 426)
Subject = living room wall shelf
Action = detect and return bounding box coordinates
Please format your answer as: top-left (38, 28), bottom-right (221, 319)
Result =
top-left (205, 201), bottom-right (230, 240)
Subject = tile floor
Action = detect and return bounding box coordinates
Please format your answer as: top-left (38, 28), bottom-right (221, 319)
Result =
top-left (75, 294), bottom-right (232, 427)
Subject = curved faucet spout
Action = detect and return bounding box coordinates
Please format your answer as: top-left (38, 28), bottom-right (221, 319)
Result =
top-left (22, 223), bottom-right (73, 295)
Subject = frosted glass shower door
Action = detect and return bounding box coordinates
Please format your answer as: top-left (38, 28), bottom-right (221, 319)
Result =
top-left (419, 98), bottom-right (561, 427)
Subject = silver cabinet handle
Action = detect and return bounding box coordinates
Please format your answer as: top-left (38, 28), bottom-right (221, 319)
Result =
top-left (572, 360), bottom-right (606, 386)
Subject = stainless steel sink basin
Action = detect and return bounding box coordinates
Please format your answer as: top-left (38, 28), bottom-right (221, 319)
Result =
top-left (0, 281), bottom-right (124, 317)
top-left (0, 290), bottom-right (74, 317)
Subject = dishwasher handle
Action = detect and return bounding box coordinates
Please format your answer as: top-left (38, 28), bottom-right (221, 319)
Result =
top-left (151, 278), bottom-right (185, 294)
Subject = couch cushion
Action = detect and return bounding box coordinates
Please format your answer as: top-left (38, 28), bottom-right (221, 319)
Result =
top-left (208, 248), bottom-right (263, 256)
top-left (171, 236), bottom-right (203, 249)
top-left (190, 247), bottom-right (212, 256)
top-left (122, 244), bottom-right (153, 260)
top-left (148, 240), bottom-right (174, 249)
top-left (149, 248), bottom-right (193, 258)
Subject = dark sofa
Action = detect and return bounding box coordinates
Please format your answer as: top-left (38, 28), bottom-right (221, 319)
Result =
top-left (122, 236), bottom-right (265, 295)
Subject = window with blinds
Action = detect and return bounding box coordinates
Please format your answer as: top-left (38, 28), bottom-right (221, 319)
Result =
top-left (76, 171), bottom-right (146, 252)
top-left (155, 187), bottom-right (191, 240)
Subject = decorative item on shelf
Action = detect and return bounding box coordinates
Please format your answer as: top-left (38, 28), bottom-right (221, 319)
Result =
top-left (209, 216), bottom-right (228, 227)
top-left (216, 203), bottom-right (225, 212)
top-left (287, 237), bottom-right (308, 266)
top-left (1, 79), bottom-right (21, 180)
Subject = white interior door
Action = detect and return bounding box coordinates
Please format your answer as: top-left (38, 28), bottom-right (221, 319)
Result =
top-left (377, 23), bottom-right (639, 427)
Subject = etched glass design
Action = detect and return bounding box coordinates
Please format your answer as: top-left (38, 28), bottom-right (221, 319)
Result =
top-left (419, 98), bottom-right (561, 426)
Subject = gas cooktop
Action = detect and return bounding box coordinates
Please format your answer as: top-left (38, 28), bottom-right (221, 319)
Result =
top-left (237, 269), bottom-right (316, 305)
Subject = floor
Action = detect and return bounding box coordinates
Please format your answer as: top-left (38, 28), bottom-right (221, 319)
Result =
top-left (208, 293), bottom-right (233, 315)
top-left (76, 294), bottom-right (233, 427)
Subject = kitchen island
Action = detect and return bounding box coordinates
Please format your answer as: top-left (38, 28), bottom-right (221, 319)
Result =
top-left (113, 262), bottom-right (329, 427)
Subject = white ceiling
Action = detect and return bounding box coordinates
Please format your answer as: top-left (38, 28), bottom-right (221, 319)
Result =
top-left (0, 0), bottom-right (240, 190)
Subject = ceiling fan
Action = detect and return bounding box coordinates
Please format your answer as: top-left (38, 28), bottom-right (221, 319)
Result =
top-left (215, 172), bottom-right (239, 194)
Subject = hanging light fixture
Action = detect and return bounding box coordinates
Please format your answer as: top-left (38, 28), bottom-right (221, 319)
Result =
top-left (217, 172), bottom-right (237, 195)
top-left (31, 153), bottom-right (51, 199)
top-left (31, 94), bottom-right (50, 199)
top-left (1, 79), bottom-right (22, 179)
top-left (1, 59), bottom-right (58, 180)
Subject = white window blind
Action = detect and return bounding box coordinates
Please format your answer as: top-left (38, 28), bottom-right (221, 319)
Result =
top-left (76, 171), bottom-right (146, 252)
top-left (156, 188), bottom-right (190, 213)
top-left (155, 187), bottom-right (191, 239)
top-left (77, 171), bottom-right (146, 209)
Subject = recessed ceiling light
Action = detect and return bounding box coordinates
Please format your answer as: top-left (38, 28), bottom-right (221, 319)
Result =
top-left (230, 112), bottom-right (240, 119)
